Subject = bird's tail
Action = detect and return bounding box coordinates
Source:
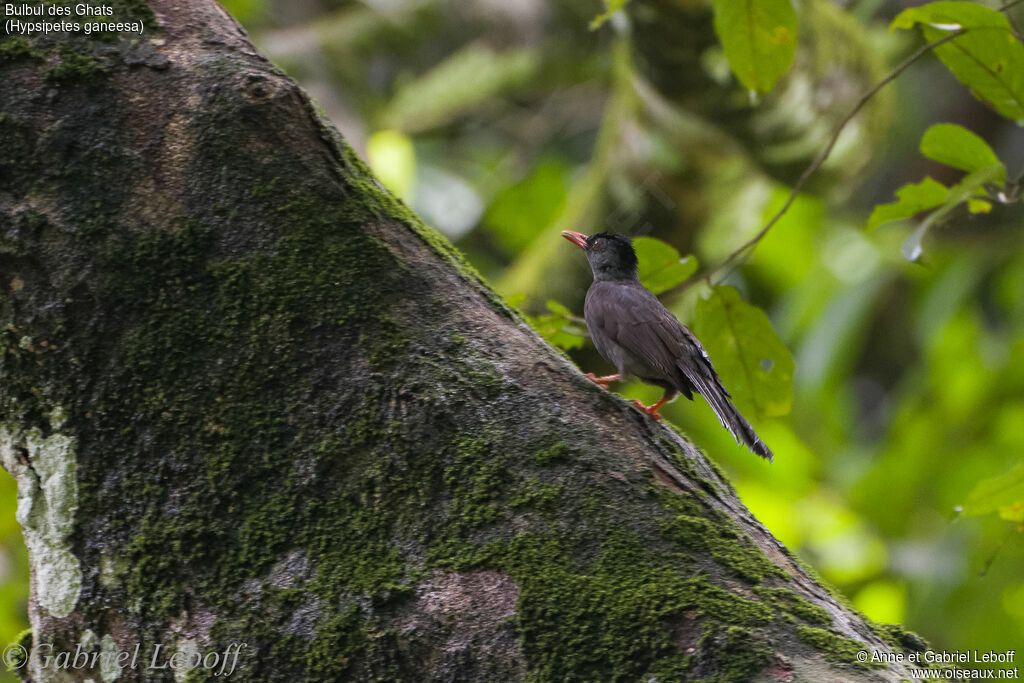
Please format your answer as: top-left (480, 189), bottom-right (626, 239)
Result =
top-left (684, 367), bottom-right (773, 462)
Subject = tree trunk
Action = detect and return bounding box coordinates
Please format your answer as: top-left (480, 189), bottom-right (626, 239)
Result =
top-left (0, 1), bottom-right (922, 680)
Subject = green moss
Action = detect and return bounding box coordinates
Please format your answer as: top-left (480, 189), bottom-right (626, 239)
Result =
top-left (45, 45), bottom-right (109, 83)
top-left (656, 486), bottom-right (703, 516)
top-left (509, 532), bottom-right (772, 682)
top-left (659, 437), bottom-right (701, 480)
top-left (796, 625), bottom-right (885, 670)
top-left (534, 441), bottom-right (570, 466)
top-left (661, 514), bottom-right (787, 583)
top-left (873, 622), bottom-right (928, 653)
top-left (649, 654), bottom-right (694, 680)
top-left (696, 625), bottom-right (772, 682)
top-left (306, 105), bottom-right (519, 320)
top-left (0, 37), bottom-right (42, 62)
top-left (509, 479), bottom-right (563, 509)
top-left (754, 586), bottom-right (830, 625)
top-left (7, 629), bottom-right (32, 670)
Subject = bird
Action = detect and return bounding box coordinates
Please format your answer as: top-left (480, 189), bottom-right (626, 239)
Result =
top-left (561, 230), bottom-right (773, 462)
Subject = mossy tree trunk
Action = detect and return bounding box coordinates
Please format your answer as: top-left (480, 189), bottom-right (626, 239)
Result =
top-left (0, 1), bottom-right (921, 680)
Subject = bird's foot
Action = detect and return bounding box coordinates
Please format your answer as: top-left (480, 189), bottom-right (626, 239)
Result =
top-left (585, 373), bottom-right (620, 388)
top-left (631, 399), bottom-right (663, 420)
top-left (631, 396), bottom-right (671, 421)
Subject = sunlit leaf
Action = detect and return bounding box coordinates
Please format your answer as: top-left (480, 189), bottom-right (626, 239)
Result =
top-left (711, 0), bottom-right (798, 94)
top-left (891, 2), bottom-right (1024, 122)
top-left (692, 286), bottom-right (794, 419)
top-left (854, 580), bottom-right (907, 625)
top-left (590, 0), bottom-right (630, 30)
top-left (867, 177), bottom-right (949, 230)
top-left (967, 198), bottom-right (993, 214)
top-left (366, 130), bottom-right (416, 201)
top-left (633, 237), bottom-right (698, 295)
top-left (998, 502), bottom-right (1024, 523)
top-left (920, 123), bottom-right (1006, 184)
top-left (901, 165), bottom-right (1003, 261)
top-left (960, 462), bottom-right (1024, 517)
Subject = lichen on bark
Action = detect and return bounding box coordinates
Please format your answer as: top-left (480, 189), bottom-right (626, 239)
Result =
top-left (0, 413), bottom-right (81, 620)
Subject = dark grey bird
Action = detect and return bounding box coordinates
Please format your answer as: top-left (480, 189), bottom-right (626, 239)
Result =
top-left (562, 230), bottom-right (773, 462)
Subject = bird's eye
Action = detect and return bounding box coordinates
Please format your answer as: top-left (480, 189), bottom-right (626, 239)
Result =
top-left (593, 239), bottom-right (602, 248)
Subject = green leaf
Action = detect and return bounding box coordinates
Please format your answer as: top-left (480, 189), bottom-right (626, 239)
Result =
top-left (691, 286), bottom-right (794, 420)
top-left (867, 177), bottom-right (949, 230)
top-left (590, 0), bottom-right (630, 30)
top-left (920, 123), bottom-right (1006, 184)
top-left (891, 2), bottom-right (1024, 122)
top-left (998, 502), bottom-right (1024, 523)
top-left (711, 0), bottom-right (798, 94)
top-left (544, 299), bottom-right (574, 318)
top-left (959, 462), bottom-right (1024, 517)
top-left (527, 300), bottom-right (586, 351)
top-left (967, 198), bottom-right (992, 214)
top-left (486, 159), bottom-right (569, 253)
top-left (633, 237), bottom-right (698, 295)
top-left (901, 164), bottom-right (1003, 261)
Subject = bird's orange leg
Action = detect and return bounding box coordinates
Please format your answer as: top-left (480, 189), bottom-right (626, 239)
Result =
top-left (631, 395), bottom-right (672, 421)
top-left (585, 373), bottom-right (620, 388)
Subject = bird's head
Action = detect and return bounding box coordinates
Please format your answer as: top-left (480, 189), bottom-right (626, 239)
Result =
top-left (561, 231), bottom-right (638, 281)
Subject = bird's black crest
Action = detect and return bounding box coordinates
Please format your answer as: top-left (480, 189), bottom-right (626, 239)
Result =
top-left (585, 233), bottom-right (638, 277)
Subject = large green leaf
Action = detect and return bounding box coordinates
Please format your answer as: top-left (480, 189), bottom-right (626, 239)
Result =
top-left (959, 462), bottom-right (1024, 518)
top-left (891, 2), bottom-right (1024, 123)
top-left (920, 123), bottom-right (1006, 183)
top-left (692, 286), bottom-right (794, 419)
top-left (711, 0), bottom-right (798, 94)
top-left (633, 237), bottom-right (698, 295)
top-left (867, 177), bottom-right (949, 230)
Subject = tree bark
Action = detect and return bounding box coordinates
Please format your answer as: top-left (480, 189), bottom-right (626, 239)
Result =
top-left (1, 1), bottom-right (922, 680)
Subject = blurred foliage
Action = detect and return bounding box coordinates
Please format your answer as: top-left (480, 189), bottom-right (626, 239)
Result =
top-left (0, 473), bottom-right (27, 683)
top-left (3, 0), bottom-right (1023, 672)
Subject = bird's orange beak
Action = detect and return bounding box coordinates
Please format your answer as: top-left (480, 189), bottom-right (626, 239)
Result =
top-left (561, 230), bottom-right (589, 249)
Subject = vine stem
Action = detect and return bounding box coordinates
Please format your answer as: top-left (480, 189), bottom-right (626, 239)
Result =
top-left (670, 0), bottom-right (1024, 295)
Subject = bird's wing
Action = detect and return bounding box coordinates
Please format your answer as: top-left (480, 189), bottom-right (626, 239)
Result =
top-left (586, 281), bottom-right (693, 386)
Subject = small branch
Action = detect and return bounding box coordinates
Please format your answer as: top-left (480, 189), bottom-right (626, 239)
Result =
top-left (673, 31), bottom-right (961, 294)
top-left (668, 0), bottom-right (1024, 296)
